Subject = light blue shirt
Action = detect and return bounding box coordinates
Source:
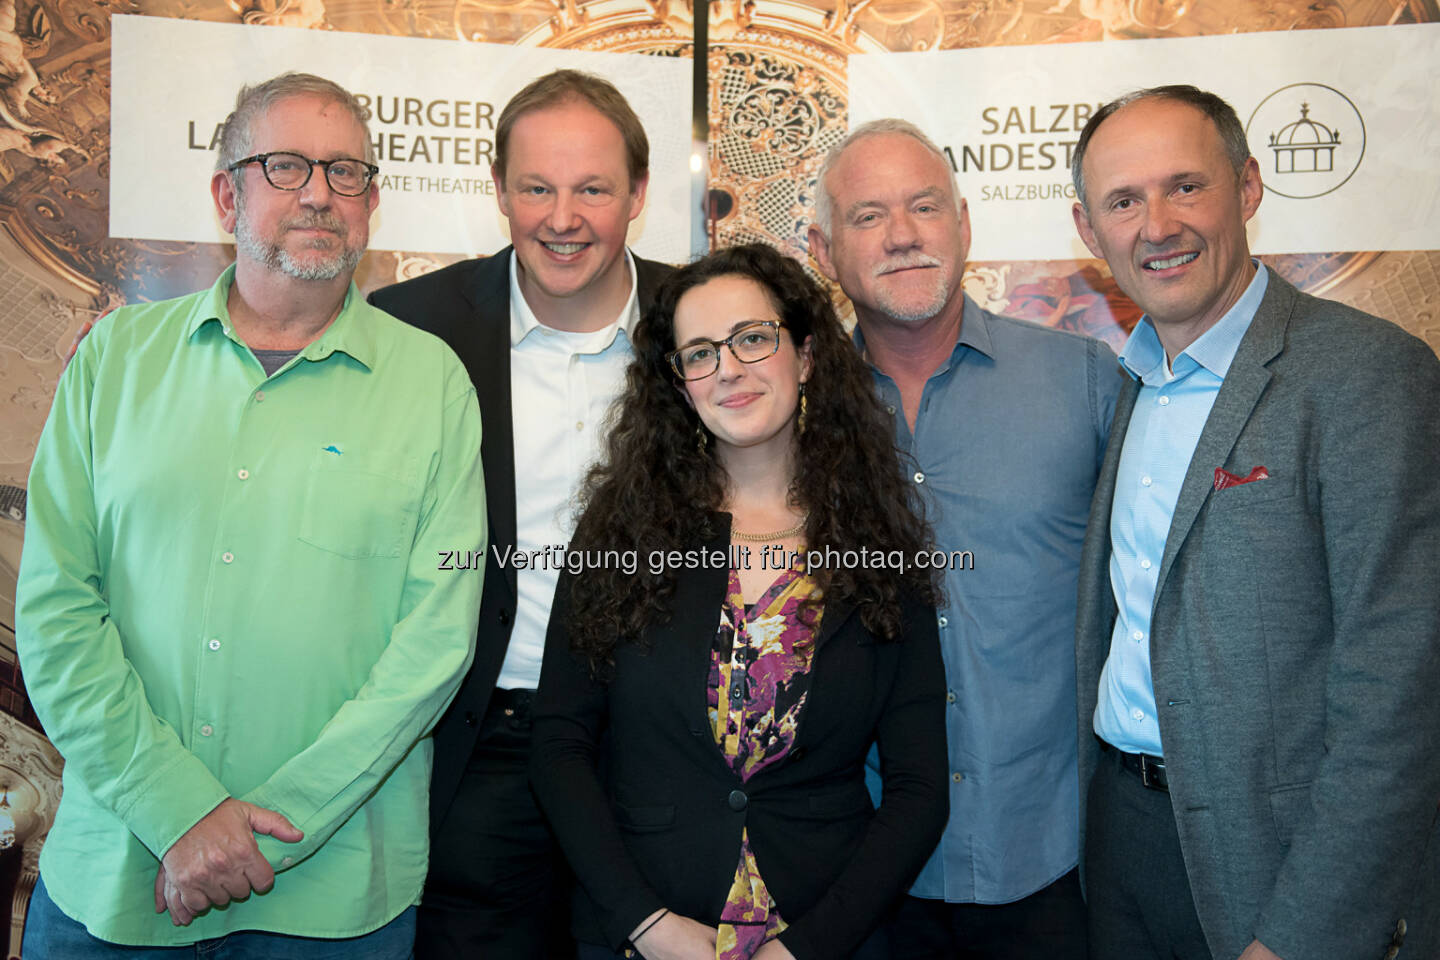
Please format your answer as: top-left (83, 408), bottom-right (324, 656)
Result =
top-left (1095, 264), bottom-right (1269, 756)
top-left (861, 297), bottom-right (1124, 903)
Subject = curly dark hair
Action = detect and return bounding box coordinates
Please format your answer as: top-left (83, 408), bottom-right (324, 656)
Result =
top-left (566, 243), bottom-right (939, 671)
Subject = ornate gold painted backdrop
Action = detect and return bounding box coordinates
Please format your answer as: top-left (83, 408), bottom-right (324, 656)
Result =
top-left (703, 0), bottom-right (1440, 359)
top-left (0, 0), bottom-right (1437, 953)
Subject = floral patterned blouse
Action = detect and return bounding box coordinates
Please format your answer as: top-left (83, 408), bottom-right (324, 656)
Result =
top-left (705, 562), bottom-right (824, 959)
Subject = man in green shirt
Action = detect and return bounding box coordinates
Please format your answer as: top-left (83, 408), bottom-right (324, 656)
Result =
top-left (15, 72), bottom-right (485, 956)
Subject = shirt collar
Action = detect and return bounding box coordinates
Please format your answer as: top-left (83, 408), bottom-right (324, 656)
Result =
top-left (184, 263), bottom-right (377, 370)
top-left (852, 293), bottom-right (993, 375)
top-left (508, 248), bottom-right (639, 350)
top-left (954, 295), bottom-right (995, 361)
top-left (1117, 261), bottom-right (1269, 385)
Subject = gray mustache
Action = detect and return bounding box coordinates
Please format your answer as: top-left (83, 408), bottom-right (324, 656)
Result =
top-left (284, 214), bottom-right (347, 235)
top-left (874, 254), bottom-right (941, 277)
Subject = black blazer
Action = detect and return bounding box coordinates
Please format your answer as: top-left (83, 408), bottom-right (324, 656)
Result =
top-left (530, 520), bottom-right (949, 960)
top-left (368, 248), bottom-right (675, 830)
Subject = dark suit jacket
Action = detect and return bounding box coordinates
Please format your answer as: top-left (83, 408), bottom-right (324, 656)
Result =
top-left (1076, 271), bottom-right (1440, 960)
top-left (530, 520), bottom-right (949, 960)
top-left (368, 248), bottom-right (674, 830)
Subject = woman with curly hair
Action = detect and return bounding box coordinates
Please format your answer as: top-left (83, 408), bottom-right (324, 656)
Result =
top-left (530, 243), bottom-right (948, 960)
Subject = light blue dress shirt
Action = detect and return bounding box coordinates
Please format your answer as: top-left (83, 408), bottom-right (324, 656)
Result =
top-left (862, 297), bottom-right (1124, 904)
top-left (1095, 264), bottom-right (1269, 757)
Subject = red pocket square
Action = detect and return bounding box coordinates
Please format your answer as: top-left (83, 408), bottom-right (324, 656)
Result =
top-left (1213, 465), bottom-right (1270, 491)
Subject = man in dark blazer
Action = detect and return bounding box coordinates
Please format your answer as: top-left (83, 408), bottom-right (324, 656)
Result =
top-left (1069, 84), bottom-right (1440, 960)
top-left (369, 70), bottom-right (673, 959)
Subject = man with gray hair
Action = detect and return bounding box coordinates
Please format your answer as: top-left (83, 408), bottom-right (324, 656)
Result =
top-left (1071, 84), bottom-right (1439, 960)
top-left (16, 72), bottom-right (485, 956)
top-left (808, 118), bottom-right (1124, 958)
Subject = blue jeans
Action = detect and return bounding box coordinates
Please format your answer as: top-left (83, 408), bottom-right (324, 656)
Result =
top-left (23, 876), bottom-right (416, 960)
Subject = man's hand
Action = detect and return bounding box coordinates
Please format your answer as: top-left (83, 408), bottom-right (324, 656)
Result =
top-left (752, 939), bottom-right (797, 959)
top-left (1237, 940), bottom-right (1283, 960)
top-left (154, 798), bottom-right (303, 926)
top-left (631, 911), bottom-right (718, 960)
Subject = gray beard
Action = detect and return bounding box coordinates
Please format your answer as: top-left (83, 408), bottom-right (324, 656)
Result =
top-left (873, 270), bottom-right (951, 324)
top-left (233, 207), bottom-right (363, 282)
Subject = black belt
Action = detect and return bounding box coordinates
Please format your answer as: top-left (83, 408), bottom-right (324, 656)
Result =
top-left (1101, 740), bottom-right (1169, 791)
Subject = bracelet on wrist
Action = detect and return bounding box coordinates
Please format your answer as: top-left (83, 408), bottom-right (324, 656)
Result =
top-left (632, 908), bottom-right (670, 944)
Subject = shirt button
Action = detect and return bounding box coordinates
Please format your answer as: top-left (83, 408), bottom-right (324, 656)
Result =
top-left (254, 390), bottom-right (265, 403)
top-left (1140, 558), bottom-right (1152, 570)
top-left (1141, 476), bottom-right (1153, 487)
top-left (575, 421), bottom-right (584, 431)
top-left (1158, 396), bottom-right (1170, 406)
top-left (1131, 708), bottom-right (1145, 722)
top-left (727, 789), bottom-right (748, 811)
top-left (237, 468), bottom-right (249, 480)
top-left (886, 405), bottom-right (896, 415)
top-left (221, 551), bottom-right (234, 564)
top-left (938, 615), bottom-right (948, 628)
top-left (199, 724), bottom-right (214, 737)
top-left (208, 639), bottom-right (221, 651)
top-left (946, 690), bottom-right (956, 704)
top-left (951, 772), bottom-right (964, 783)
top-left (914, 472), bottom-right (925, 484)
top-left (1132, 630), bottom-right (1144, 642)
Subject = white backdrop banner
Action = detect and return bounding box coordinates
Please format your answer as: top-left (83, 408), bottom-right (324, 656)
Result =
top-left (847, 24), bottom-right (1440, 261)
top-left (110, 15), bottom-right (692, 260)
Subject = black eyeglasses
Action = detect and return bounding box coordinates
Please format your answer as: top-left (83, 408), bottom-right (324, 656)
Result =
top-left (228, 152), bottom-right (379, 197)
top-left (667, 320), bottom-right (785, 381)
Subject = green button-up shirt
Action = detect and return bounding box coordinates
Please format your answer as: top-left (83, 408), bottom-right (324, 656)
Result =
top-left (16, 265), bottom-right (485, 944)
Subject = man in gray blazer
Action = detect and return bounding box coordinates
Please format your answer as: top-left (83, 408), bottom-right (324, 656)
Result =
top-left (1069, 84), bottom-right (1440, 960)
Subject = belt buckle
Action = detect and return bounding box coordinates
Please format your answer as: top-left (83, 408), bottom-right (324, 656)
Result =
top-left (1140, 754), bottom-right (1166, 790)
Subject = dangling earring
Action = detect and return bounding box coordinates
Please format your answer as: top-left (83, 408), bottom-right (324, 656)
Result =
top-left (697, 423), bottom-right (709, 454)
top-left (797, 383), bottom-right (808, 435)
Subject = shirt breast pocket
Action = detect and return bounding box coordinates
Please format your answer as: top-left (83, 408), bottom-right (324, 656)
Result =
top-left (297, 455), bottom-right (421, 560)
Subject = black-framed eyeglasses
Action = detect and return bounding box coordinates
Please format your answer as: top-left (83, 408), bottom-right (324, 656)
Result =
top-left (667, 320), bottom-right (785, 381)
top-left (228, 152), bottom-right (379, 197)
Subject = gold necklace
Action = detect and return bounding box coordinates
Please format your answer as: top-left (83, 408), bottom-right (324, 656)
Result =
top-left (732, 521), bottom-right (805, 542)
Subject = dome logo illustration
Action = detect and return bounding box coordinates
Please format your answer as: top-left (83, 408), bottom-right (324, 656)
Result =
top-left (1246, 83), bottom-right (1365, 200)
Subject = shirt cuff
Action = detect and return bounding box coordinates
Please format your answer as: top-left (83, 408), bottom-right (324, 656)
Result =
top-left (123, 754), bottom-right (231, 860)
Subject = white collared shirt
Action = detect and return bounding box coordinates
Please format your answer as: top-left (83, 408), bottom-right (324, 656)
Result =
top-left (497, 250), bottom-right (640, 689)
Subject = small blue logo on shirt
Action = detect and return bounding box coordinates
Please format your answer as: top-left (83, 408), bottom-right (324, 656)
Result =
top-left (322, 445), bottom-right (343, 455)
